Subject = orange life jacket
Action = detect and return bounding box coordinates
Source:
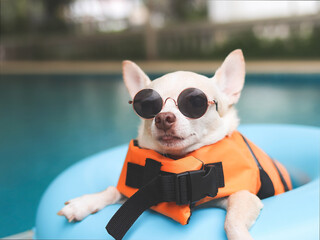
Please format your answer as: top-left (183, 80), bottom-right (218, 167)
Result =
top-left (107, 131), bottom-right (292, 239)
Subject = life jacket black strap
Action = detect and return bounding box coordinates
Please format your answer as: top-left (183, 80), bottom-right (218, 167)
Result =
top-left (241, 135), bottom-right (275, 199)
top-left (106, 177), bottom-right (163, 240)
top-left (106, 163), bottom-right (224, 240)
top-left (271, 159), bottom-right (290, 192)
top-left (125, 160), bottom-right (224, 190)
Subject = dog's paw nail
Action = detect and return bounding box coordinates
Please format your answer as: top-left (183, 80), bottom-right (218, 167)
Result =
top-left (91, 209), bottom-right (99, 214)
top-left (68, 216), bottom-right (75, 223)
top-left (64, 201), bottom-right (70, 205)
top-left (57, 210), bottom-right (63, 216)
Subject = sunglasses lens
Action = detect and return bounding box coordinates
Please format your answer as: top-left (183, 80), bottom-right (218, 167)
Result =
top-left (178, 88), bottom-right (208, 118)
top-left (133, 89), bottom-right (163, 119)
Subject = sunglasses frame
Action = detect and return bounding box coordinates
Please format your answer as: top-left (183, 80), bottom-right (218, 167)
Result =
top-left (129, 88), bottom-right (218, 120)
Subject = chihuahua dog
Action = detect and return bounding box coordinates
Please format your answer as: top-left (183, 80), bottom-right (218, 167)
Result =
top-left (58, 49), bottom-right (264, 240)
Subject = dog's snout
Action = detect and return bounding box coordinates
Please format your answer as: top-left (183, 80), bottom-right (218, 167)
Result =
top-left (155, 112), bottom-right (176, 130)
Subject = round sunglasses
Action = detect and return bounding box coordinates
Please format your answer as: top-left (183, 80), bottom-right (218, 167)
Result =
top-left (129, 88), bottom-right (218, 119)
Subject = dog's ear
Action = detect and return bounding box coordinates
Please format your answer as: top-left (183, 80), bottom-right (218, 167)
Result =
top-left (213, 49), bottom-right (245, 105)
top-left (123, 60), bottom-right (151, 98)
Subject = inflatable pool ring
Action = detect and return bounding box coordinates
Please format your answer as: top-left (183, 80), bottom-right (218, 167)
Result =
top-left (35, 124), bottom-right (319, 240)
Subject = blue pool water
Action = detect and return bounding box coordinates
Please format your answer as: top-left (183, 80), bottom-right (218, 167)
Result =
top-left (0, 73), bottom-right (319, 237)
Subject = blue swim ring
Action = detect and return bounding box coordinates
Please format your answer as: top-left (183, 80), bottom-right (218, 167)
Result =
top-left (35, 124), bottom-right (319, 240)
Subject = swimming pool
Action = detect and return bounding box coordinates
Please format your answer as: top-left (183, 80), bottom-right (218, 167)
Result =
top-left (0, 73), bottom-right (319, 237)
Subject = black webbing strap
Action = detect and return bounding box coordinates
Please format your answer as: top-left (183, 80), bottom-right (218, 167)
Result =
top-left (271, 159), bottom-right (290, 192)
top-left (142, 158), bottom-right (162, 185)
top-left (106, 163), bottom-right (224, 240)
top-left (125, 161), bottom-right (224, 190)
top-left (241, 135), bottom-right (275, 199)
top-left (106, 177), bottom-right (164, 240)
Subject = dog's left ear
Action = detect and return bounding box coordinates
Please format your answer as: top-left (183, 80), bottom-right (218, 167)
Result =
top-left (213, 49), bottom-right (245, 105)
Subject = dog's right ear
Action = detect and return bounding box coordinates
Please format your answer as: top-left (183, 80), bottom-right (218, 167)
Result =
top-left (122, 60), bottom-right (151, 99)
top-left (213, 49), bottom-right (245, 105)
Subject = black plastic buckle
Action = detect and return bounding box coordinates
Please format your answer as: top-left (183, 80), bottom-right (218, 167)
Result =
top-left (189, 165), bottom-right (218, 203)
top-left (175, 165), bottom-right (218, 205)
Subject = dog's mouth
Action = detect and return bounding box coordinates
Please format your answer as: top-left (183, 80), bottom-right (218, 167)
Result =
top-left (157, 135), bottom-right (185, 145)
top-left (154, 132), bottom-right (197, 156)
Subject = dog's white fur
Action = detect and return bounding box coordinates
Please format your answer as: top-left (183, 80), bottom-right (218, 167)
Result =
top-left (58, 49), bottom-right (263, 240)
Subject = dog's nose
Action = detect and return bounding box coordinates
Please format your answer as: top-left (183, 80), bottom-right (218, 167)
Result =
top-left (155, 112), bottom-right (176, 130)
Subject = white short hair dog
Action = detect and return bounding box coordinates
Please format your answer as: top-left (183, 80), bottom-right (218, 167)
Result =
top-left (59, 50), bottom-right (265, 240)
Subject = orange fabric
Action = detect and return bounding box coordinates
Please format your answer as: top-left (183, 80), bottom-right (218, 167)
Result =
top-left (117, 131), bottom-right (292, 225)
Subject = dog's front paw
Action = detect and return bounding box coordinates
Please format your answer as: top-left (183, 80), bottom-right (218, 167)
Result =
top-left (57, 186), bottom-right (121, 222)
top-left (225, 225), bottom-right (254, 240)
top-left (57, 193), bottom-right (104, 222)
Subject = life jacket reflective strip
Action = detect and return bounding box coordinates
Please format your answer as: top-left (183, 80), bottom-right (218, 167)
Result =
top-left (116, 131), bottom-right (292, 225)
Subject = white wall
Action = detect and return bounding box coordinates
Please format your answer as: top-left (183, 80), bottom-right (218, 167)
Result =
top-left (208, 1), bottom-right (320, 23)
